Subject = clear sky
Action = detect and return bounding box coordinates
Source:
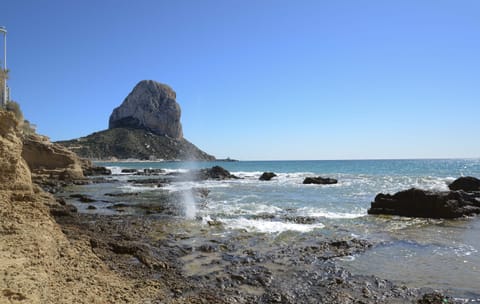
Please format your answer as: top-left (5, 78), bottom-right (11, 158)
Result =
top-left (2, 0), bottom-right (479, 160)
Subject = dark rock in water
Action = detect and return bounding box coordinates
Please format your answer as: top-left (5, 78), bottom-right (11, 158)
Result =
top-left (259, 172), bottom-right (277, 181)
top-left (70, 194), bottom-right (96, 203)
top-left (107, 203), bottom-right (130, 211)
top-left (121, 168), bottom-right (137, 174)
top-left (83, 166), bottom-right (112, 176)
top-left (138, 168), bottom-right (165, 175)
top-left (283, 215), bottom-right (317, 224)
top-left (127, 178), bottom-right (167, 186)
top-left (417, 292), bottom-right (453, 304)
top-left (368, 188), bottom-right (480, 218)
top-left (87, 205), bottom-right (97, 210)
top-left (198, 166), bottom-right (238, 180)
top-left (303, 177), bottom-right (338, 185)
top-left (448, 176), bottom-right (480, 191)
top-left (104, 192), bottom-right (140, 197)
top-left (109, 80), bottom-right (183, 139)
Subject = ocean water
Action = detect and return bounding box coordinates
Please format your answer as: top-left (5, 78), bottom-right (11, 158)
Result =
top-left (79, 159), bottom-right (480, 298)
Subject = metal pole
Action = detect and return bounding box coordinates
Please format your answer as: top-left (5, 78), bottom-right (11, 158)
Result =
top-left (0, 27), bottom-right (6, 107)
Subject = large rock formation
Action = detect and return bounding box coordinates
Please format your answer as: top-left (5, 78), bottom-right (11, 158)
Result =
top-left (58, 80), bottom-right (214, 161)
top-left (368, 187), bottom-right (480, 219)
top-left (109, 80), bottom-right (183, 139)
top-left (448, 176), bottom-right (480, 192)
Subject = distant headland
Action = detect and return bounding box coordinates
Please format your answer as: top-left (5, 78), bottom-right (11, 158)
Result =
top-left (57, 80), bottom-right (215, 161)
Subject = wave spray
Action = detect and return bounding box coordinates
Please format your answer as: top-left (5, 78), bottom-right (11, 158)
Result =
top-left (182, 189), bottom-right (197, 219)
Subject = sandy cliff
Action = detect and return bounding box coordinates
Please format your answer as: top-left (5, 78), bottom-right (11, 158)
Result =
top-left (0, 110), bottom-right (161, 303)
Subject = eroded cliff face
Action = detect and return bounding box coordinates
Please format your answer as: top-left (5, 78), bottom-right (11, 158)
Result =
top-left (0, 110), bottom-right (162, 303)
top-left (22, 133), bottom-right (86, 180)
top-left (109, 80), bottom-right (183, 139)
top-left (0, 111), bottom-right (32, 192)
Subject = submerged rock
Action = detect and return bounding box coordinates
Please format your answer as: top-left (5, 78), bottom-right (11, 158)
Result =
top-left (368, 188), bottom-right (480, 218)
top-left (70, 194), bottom-right (96, 203)
top-left (83, 166), bottom-right (112, 176)
top-left (303, 177), bottom-right (338, 185)
top-left (259, 172), bottom-right (277, 181)
top-left (448, 176), bottom-right (480, 191)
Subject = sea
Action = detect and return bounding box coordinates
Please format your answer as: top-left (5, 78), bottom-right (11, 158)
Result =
top-left (71, 159), bottom-right (480, 299)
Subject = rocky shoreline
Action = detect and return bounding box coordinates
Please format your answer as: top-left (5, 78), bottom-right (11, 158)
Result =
top-left (0, 108), bottom-right (473, 303)
top-left (51, 203), bottom-right (453, 304)
top-left (47, 166), bottom-right (471, 304)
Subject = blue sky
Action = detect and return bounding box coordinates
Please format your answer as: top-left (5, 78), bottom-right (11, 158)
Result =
top-left (2, 0), bottom-right (479, 160)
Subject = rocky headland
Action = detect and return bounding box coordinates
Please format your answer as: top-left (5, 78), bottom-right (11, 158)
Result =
top-left (57, 80), bottom-right (214, 161)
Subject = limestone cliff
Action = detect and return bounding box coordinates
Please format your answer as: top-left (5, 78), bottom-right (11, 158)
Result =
top-left (22, 133), bottom-right (86, 180)
top-left (0, 111), bottom-right (32, 192)
top-left (0, 110), bottom-right (162, 303)
top-left (58, 80), bottom-right (215, 161)
top-left (109, 80), bottom-right (183, 139)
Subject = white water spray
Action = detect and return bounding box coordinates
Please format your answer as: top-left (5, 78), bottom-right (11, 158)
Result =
top-left (182, 188), bottom-right (197, 219)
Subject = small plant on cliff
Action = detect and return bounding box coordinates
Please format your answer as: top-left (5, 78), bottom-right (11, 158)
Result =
top-left (6, 101), bottom-right (23, 121)
top-left (5, 101), bottom-right (37, 135)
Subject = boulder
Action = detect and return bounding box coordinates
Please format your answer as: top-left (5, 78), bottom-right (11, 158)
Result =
top-left (303, 177), bottom-right (338, 185)
top-left (83, 166), bottom-right (112, 176)
top-left (259, 172), bottom-right (277, 181)
top-left (448, 176), bottom-right (480, 191)
top-left (198, 166), bottom-right (238, 180)
top-left (368, 188), bottom-right (480, 218)
top-left (109, 80), bottom-right (183, 139)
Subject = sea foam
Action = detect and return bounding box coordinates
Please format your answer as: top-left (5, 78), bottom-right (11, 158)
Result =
top-left (220, 218), bottom-right (325, 233)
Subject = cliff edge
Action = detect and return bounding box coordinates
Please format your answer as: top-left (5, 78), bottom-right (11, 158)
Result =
top-left (0, 110), bottom-right (162, 303)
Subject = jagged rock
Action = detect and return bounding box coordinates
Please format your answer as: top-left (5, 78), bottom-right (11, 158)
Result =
top-left (109, 80), bottom-right (183, 139)
top-left (303, 177), bottom-right (338, 185)
top-left (368, 188), bottom-right (480, 218)
top-left (136, 168), bottom-right (165, 175)
top-left (83, 166), bottom-right (112, 176)
top-left (259, 172), bottom-right (277, 181)
top-left (448, 176), bottom-right (480, 191)
top-left (198, 166), bottom-right (238, 180)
